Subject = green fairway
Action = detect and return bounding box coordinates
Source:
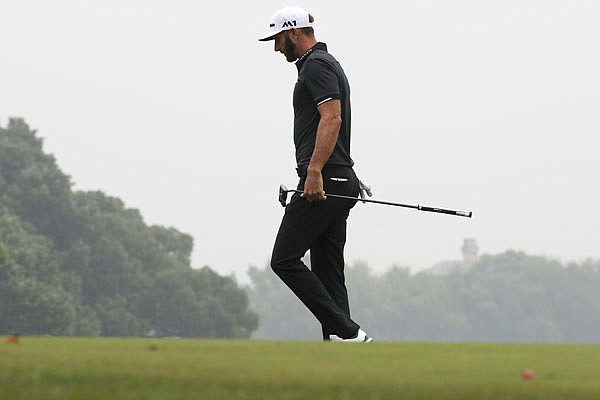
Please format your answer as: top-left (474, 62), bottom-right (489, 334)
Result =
top-left (1, 337), bottom-right (599, 400)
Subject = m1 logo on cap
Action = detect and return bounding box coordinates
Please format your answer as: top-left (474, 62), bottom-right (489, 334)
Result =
top-left (282, 20), bottom-right (297, 28)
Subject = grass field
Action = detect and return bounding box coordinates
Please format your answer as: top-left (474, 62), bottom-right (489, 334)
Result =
top-left (1, 337), bottom-right (599, 400)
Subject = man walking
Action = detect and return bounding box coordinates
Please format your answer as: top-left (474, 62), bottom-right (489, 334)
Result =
top-left (259, 7), bottom-right (372, 342)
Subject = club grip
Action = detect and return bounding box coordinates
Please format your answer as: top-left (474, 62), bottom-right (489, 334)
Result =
top-left (419, 205), bottom-right (472, 218)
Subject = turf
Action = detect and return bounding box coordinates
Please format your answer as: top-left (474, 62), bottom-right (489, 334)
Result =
top-left (1, 337), bottom-right (599, 399)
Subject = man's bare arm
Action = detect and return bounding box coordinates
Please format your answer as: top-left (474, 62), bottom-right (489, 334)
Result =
top-left (303, 99), bottom-right (342, 202)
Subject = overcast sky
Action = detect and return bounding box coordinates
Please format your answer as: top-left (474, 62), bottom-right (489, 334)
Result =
top-left (2, 0), bottom-right (599, 282)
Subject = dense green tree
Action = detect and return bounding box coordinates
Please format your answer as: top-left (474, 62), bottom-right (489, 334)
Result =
top-left (451, 251), bottom-right (563, 341)
top-left (149, 226), bottom-right (194, 265)
top-left (0, 212), bottom-right (76, 335)
top-left (188, 267), bottom-right (259, 338)
top-left (0, 118), bottom-right (77, 249)
top-left (247, 251), bottom-right (600, 343)
top-left (0, 118), bottom-right (257, 338)
top-left (548, 259), bottom-right (600, 342)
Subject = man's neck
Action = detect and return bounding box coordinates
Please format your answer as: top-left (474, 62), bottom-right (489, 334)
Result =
top-left (296, 38), bottom-right (318, 59)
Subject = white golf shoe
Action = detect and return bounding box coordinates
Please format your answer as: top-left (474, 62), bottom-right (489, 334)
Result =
top-left (329, 328), bottom-right (373, 343)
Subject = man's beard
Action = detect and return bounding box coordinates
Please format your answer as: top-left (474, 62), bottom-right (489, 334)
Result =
top-left (284, 36), bottom-right (298, 62)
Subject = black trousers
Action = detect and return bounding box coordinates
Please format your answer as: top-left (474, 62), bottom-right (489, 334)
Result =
top-left (271, 165), bottom-right (360, 340)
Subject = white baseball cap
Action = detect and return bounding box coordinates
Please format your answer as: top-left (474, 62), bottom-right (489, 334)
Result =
top-left (258, 7), bottom-right (313, 42)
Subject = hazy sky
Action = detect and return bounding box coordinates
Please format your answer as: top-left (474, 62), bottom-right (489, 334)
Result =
top-left (2, 0), bottom-right (599, 282)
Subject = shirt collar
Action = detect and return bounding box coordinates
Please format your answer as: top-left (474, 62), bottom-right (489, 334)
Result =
top-left (296, 42), bottom-right (328, 70)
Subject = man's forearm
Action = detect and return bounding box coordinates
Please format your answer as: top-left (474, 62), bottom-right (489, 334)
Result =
top-left (303, 99), bottom-right (342, 201)
top-left (307, 115), bottom-right (341, 174)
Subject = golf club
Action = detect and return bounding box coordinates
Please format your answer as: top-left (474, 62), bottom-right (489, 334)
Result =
top-left (278, 184), bottom-right (472, 218)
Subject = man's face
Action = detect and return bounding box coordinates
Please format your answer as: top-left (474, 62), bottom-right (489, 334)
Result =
top-left (274, 30), bottom-right (298, 62)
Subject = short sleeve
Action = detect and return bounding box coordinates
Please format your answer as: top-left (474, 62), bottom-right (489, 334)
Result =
top-left (303, 58), bottom-right (341, 105)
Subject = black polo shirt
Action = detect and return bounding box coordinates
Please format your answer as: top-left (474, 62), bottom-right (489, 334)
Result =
top-left (293, 42), bottom-right (353, 169)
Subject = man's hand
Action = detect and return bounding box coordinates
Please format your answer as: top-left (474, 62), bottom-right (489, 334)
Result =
top-left (359, 179), bottom-right (373, 203)
top-left (302, 168), bottom-right (327, 202)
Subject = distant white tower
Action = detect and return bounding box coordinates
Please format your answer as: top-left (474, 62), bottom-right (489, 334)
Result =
top-left (462, 239), bottom-right (479, 267)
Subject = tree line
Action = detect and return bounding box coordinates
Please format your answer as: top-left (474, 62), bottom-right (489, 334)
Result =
top-left (3, 117), bottom-right (599, 343)
top-left (246, 252), bottom-right (600, 343)
top-left (0, 118), bottom-right (258, 337)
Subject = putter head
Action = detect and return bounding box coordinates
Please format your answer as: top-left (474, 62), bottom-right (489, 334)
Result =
top-left (278, 184), bottom-right (289, 207)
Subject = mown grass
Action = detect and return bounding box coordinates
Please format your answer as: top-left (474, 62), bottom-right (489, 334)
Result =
top-left (1, 337), bottom-right (599, 399)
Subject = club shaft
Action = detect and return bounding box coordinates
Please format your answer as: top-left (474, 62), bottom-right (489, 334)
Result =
top-left (287, 189), bottom-right (472, 218)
